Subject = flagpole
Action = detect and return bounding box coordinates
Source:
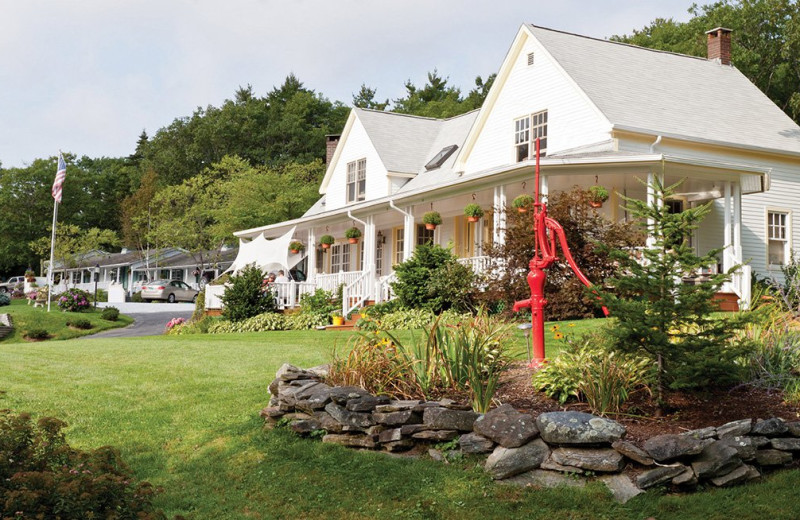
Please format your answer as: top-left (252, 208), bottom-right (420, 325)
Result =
top-left (47, 199), bottom-right (59, 312)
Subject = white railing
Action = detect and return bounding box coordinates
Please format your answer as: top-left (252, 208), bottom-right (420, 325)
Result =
top-left (51, 280), bottom-right (112, 294)
top-left (730, 264), bottom-right (752, 310)
top-left (457, 255), bottom-right (493, 274)
top-left (315, 271), bottom-right (364, 293)
top-left (375, 272), bottom-right (397, 304)
top-left (342, 272), bottom-right (371, 316)
top-left (270, 281), bottom-right (317, 310)
top-left (205, 284), bottom-right (227, 310)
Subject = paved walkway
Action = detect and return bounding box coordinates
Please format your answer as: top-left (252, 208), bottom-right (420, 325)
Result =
top-left (87, 302), bottom-right (195, 338)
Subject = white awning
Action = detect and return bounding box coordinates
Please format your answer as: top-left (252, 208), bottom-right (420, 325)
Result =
top-left (226, 226), bottom-right (301, 275)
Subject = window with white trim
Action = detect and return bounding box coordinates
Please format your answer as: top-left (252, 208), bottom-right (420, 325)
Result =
top-left (331, 244), bottom-right (351, 273)
top-left (514, 110), bottom-right (548, 162)
top-left (768, 210), bottom-right (790, 266)
top-left (393, 228), bottom-right (404, 266)
top-left (416, 224), bottom-right (434, 246)
top-left (346, 158), bottom-right (366, 203)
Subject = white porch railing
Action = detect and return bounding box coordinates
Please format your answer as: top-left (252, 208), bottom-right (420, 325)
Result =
top-left (457, 256), bottom-right (492, 274)
top-left (315, 271), bottom-right (363, 293)
top-left (375, 272), bottom-right (397, 304)
top-left (51, 280), bottom-right (112, 294)
top-left (271, 281), bottom-right (317, 310)
top-left (342, 272), bottom-right (371, 316)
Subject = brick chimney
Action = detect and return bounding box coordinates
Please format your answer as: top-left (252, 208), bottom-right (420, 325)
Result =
top-left (325, 134), bottom-right (340, 165)
top-left (706, 27), bottom-right (732, 65)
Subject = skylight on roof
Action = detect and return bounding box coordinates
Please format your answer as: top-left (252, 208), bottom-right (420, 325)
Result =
top-left (424, 144), bottom-right (458, 171)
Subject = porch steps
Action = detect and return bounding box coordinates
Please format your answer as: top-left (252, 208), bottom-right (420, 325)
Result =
top-left (326, 313), bottom-right (361, 331)
top-left (712, 292), bottom-right (739, 312)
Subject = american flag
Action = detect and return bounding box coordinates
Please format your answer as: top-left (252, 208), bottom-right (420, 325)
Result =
top-left (52, 153), bottom-right (66, 203)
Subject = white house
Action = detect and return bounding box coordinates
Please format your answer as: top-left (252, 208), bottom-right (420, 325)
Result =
top-left (225, 25), bottom-right (800, 315)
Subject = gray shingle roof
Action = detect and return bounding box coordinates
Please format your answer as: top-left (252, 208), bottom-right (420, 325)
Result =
top-left (355, 108), bottom-right (443, 174)
top-left (528, 25), bottom-right (800, 155)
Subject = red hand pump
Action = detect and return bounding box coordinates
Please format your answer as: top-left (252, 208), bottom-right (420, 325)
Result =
top-left (512, 138), bottom-right (608, 367)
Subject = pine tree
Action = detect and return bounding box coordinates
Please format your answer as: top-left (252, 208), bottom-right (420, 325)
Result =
top-left (597, 178), bottom-right (747, 412)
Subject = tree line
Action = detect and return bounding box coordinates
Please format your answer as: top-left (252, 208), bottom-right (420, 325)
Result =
top-left (1, 0), bottom-right (797, 277)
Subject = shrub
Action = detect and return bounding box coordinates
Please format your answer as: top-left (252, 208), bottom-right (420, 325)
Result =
top-left (739, 312), bottom-right (800, 402)
top-left (101, 306), bottom-right (120, 321)
top-left (221, 265), bottom-right (276, 322)
top-left (165, 317), bottom-right (186, 331)
top-left (391, 244), bottom-right (476, 314)
top-left (94, 288), bottom-right (109, 302)
top-left (0, 293), bottom-right (9, 306)
top-left (66, 318), bottom-right (92, 330)
top-left (482, 186), bottom-right (643, 320)
top-left (533, 331), bottom-right (653, 415)
top-left (345, 227), bottom-right (362, 239)
top-left (422, 211), bottom-right (442, 226)
top-left (24, 328), bottom-right (49, 340)
top-left (286, 312), bottom-right (329, 330)
top-left (0, 411), bottom-right (166, 519)
top-left (56, 288), bottom-right (91, 312)
top-left (299, 288), bottom-right (337, 317)
top-left (208, 312), bottom-right (287, 333)
top-left (131, 290), bottom-right (144, 302)
top-left (192, 287), bottom-right (206, 322)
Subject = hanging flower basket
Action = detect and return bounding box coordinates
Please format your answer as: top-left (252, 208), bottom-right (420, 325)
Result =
top-left (422, 211), bottom-right (442, 230)
top-left (345, 227), bottom-right (362, 244)
top-left (320, 235), bottom-right (334, 249)
top-left (289, 241), bottom-right (305, 254)
top-left (464, 203), bottom-right (484, 223)
top-left (512, 194), bottom-right (534, 213)
top-left (588, 185), bottom-right (609, 208)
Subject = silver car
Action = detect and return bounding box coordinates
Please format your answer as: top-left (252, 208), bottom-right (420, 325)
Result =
top-left (140, 280), bottom-right (198, 303)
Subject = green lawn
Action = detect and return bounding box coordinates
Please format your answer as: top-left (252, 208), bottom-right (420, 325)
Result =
top-left (1, 327), bottom-right (799, 519)
top-left (0, 298), bottom-right (133, 342)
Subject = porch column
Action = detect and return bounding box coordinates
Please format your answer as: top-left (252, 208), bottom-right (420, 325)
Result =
top-left (364, 216), bottom-right (376, 283)
top-left (540, 174), bottom-right (549, 204)
top-left (733, 181), bottom-right (742, 262)
top-left (403, 206), bottom-right (414, 261)
top-left (493, 186), bottom-right (506, 246)
top-left (723, 181), bottom-right (732, 273)
top-left (307, 229), bottom-right (316, 282)
top-left (646, 171), bottom-right (657, 247)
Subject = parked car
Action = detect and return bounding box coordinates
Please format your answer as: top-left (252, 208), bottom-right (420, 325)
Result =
top-left (140, 280), bottom-right (198, 303)
top-left (0, 276), bottom-right (25, 293)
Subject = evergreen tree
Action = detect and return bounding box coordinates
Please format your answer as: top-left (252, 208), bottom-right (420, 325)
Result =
top-left (597, 179), bottom-right (747, 412)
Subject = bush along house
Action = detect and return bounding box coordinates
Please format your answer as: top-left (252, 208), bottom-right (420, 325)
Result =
top-left (223, 24), bottom-right (800, 316)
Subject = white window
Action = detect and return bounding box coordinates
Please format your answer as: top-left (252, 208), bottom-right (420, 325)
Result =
top-left (331, 244), bottom-right (351, 273)
top-left (768, 210), bottom-right (790, 267)
top-left (514, 110), bottom-right (548, 162)
top-left (346, 158), bottom-right (366, 203)
top-left (393, 228), bottom-right (404, 266)
top-left (376, 238), bottom-right (384, 277)
top-left (416, 224), bottom-right (434, 246)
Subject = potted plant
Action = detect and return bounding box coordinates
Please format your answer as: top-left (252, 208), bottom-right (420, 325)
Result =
top-left (320, 235), bottom-right (335, 249)
top-left (345, 227), bottom-right (362, 244)
top-left (588, 185), bottom-right (610, 208)
top-left (464, 203), bottom-right (484, 222)
top-left (422, 211), bottom-right (442, 230)
top-left (24, 269), bottom-right (35, 283)
top-left (512, 194), bottom-right (534, 213)
top-left (289, 241), bottom-right (304, 254)
top-left (330, 310), bottom-right (345, 326)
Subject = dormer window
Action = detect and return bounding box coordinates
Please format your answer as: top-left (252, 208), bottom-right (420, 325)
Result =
top-left (425, 144), bottom-right (458, 171)
top-left (347, 158), bottom-right (366, 203)
top-left (514, 110), bottom-right (548, 162)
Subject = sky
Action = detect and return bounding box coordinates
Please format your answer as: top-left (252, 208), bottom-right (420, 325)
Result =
top-left (0, 0), bottom-right (696, 168)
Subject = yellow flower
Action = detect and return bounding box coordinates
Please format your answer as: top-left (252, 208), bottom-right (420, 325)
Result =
top-left (550, 325), bottom-right (560, 332)
top-left (554, 332), bottom-right (564, 340)
top-left (568, 323), bottom-right (576, 327)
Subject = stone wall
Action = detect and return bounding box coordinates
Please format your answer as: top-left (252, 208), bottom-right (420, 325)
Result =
top-left (262, 364), bottom-right (800, 503)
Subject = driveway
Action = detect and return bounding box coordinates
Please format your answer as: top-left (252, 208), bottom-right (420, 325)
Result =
top-left (87, 302), bottom-right (195, 338)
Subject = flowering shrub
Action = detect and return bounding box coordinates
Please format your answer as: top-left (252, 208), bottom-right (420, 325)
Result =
top-left (56, 288), bottom-right (91, 312)
top-left (165, 317), bottom-right (186, 331)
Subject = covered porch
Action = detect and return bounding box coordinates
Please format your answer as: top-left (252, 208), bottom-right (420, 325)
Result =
top-left (226, 153), bottom-right (765, 315)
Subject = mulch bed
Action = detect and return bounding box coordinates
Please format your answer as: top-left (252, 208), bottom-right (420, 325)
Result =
top-left (496, 362), bottom-right (800, 444)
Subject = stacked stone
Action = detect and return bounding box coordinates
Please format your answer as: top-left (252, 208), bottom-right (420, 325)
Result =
top-left (262, 364), bottom-right (479, 452)
top-left (261, 364), bottom-right (800, 501)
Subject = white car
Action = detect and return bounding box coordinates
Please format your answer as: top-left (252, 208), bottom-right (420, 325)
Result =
top-left (0, 276), bottom-right (25, 293)
top-left (140, 280), bottom-right (198, 303)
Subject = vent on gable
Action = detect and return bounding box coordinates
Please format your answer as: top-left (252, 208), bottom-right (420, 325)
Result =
top-left (527, 52), bottom-right (535, 66)
top-left (424, 144), bottom-right (458, 171)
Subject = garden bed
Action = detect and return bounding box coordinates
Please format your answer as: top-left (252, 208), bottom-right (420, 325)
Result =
top-left (496, 362), bottom-right (800, 444)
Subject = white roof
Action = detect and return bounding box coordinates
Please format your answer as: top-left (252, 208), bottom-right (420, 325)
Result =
top-left (527, 25), bottom-right (800, 155)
